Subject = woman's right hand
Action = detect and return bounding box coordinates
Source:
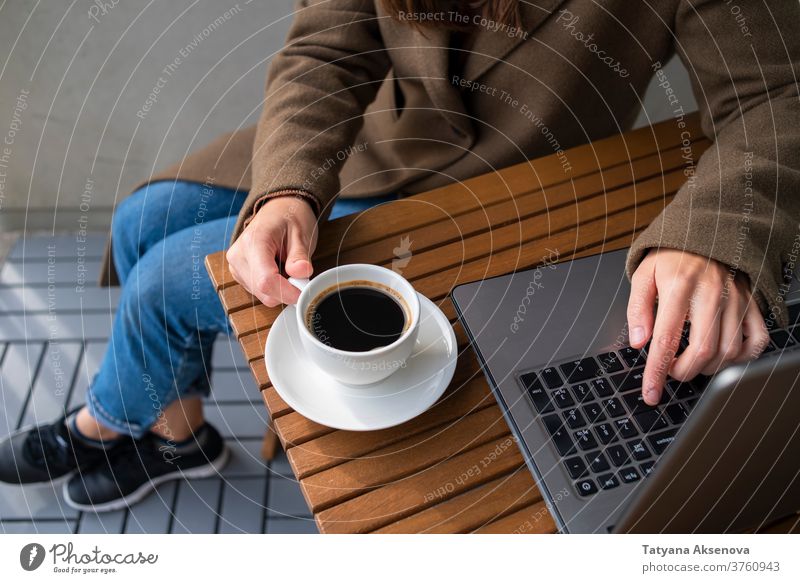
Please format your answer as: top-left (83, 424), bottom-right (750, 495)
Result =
top-left (226, 196), bottom-right (318, 306)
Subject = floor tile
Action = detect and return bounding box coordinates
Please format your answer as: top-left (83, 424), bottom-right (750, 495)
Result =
top-left (265, 517), bottom-right (318, 534)
top-left (0, 258), bottom-right (101, 286)
top-left (8, 234), bottom-right (107, 261)
top-left (68, 340), bottom-right (108, 409)
top-left (123, 482), bottom-right (177, 534)
top-left (205, 403), bottom-right (267, 439)
top-left (267, 474), bottom-right (310, 518)
top-left (0, 286), bottom-right (120, 313)
top-left (208, 370), bottom-right (260, 403)
top-left (211, 336), bottom-right (248, 369)
top-left (222, 438), bottom-right (269, 478)
top-left (22, 342), bottom-right (82, 426)
top-left (218, 478), bottom-right (265, 534)
top-left (0, 481), bottom-right (78, 520)
top-left (0, 342), bottom-right (45, 437)
top-left (77, 509), bottom-right (126, 534)
top-left (1, 520), bottom-right (77, 534)
top-left (0, 313), bottom-right (112, 342)
top-left (170, 479), bottom-right (222, 533)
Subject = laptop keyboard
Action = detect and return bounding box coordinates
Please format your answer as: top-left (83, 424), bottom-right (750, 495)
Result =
top-left (519, 314), bottom-right (800, 498)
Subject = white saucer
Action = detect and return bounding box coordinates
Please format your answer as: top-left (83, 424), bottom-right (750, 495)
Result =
top-left (265, 293), bottom-right (457, 431)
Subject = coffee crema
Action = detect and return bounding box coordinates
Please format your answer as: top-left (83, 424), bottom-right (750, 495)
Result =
top-left (305, 280), bottom-right (411, 352)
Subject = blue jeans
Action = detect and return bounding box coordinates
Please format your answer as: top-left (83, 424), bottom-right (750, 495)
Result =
top-left (86, 180), bottom-right (395, 437)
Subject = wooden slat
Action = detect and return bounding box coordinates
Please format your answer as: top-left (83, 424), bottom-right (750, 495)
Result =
top-left (275, 349), bottom-right (480, 448)
top-left (287, 374), bottom-right (493, 479)
top-left (472, 500), bottom-right (557, 533)
top-left (300, 406), bottom-right (510, 512)
top-left (375, 470), bottom-right (541, 534)
top-left (229, 165), bottom-right (688, 339)
top-left (316, 435), bottom-right (525, 533)
top-left (220, 140), bottom-right (707, 314)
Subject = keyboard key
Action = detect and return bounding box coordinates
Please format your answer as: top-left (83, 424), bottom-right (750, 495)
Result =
top-left (574, 429), bottom-right (598, 451)
top-left (560, 357), bottom-right (602, 383)
top-left (563, 408), bottom-right (586, 429)
top-left (611, 367), bottom-right (645, 392)
top-left (526, 384), bottom-right (554, 414)
top-left (627, 439), bottom-right (652, 461)
top-left (602, 397), bottom-right (626, 418)
top-left (582, 402), bottom-right (606, 423)
top-left (520, 372), bottom-right (544, 391)
top-left (668, 380), bottom-right (697, 400)
top-left (615, 417), bottom-right (639, 439)
top-left (571, 382), bottom-right (592, 402)
top-left (540, 367), bottom-right (564, 389)
top-left (619, 467), bottom-right (641, 483)
top-left (619, 346), bottom-right (646, 367)
top-left (552, 388), bottom-right (575, 409)
top-left (597, 473), bottom-right (620, 490)
top-left (640, 460), bottom-right (656, 476)
top-left (607, 445), bottom-right (630, 467)
top-left (647, 427), bottom-right (679, 455)
top-left (575, 479), bottom-right (598, 496)
top-left (586, 451), bottom-right (610, 472)
top-left (634, 409), bottom-right (669, 433)
top-left (597, 351), bottom-right (624, 374)
top-left (595, 423), bottom-right (617, 445)
top-left (591, 377), bottom-right (614, 398)
top-left (623, 389), bottom-right (667, 413)
top-left (770, 329), bottom-right (796, 348)
top-left (691, 375), bottom-right (711, 391)
top-left (564, 457), bottom-right (588, 479)
top-left (685, 398), bottom-right (699, 411)
top-left (665, 402), bottom-right (689, 425)
top-left (542, 414), bottom-right (576, 456)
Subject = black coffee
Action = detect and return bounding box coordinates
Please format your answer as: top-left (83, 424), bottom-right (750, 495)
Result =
top-left (308, 285), bottom-right (407, 352)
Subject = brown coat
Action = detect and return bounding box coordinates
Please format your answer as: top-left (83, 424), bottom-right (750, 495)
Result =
top-left (105, 0), bottom-right (800, 325)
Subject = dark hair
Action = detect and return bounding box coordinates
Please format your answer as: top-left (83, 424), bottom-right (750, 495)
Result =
top-left (381, 0), bottom-right (521, 30)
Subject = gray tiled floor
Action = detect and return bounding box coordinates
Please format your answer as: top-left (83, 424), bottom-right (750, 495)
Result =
top-left (0, 233), bottom-right (317, 534)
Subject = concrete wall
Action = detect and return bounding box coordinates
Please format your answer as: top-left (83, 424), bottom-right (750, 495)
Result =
top-left (0, 0), bottom-right (694, 231)
top-left (0, 0), bottom-right (295, 230)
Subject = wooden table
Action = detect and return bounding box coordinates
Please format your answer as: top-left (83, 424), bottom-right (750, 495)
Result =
top-left (206, 114), bottom-right (800, 534)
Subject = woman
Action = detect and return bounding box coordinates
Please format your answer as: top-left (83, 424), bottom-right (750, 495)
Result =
top-left (1, 0), bottom-right (797, 511)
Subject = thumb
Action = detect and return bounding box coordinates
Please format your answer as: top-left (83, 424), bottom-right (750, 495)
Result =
top-left (285, 225), bottom-right (314, 279)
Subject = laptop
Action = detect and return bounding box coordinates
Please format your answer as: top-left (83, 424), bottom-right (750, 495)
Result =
top-left (451, 248), bottom-right (800, 533)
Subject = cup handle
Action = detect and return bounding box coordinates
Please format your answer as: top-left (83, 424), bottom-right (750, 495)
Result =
top-left (288, 277), bottom-right (310, 292)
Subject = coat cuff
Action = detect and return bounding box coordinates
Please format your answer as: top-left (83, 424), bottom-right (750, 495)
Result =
top-left (242, 188), bottom-right (323, 230)
top-left (625, 207), bottom-right (789, 329)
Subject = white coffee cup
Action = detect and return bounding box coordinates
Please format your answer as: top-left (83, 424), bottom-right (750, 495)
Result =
top-left (289, 264), bottom-right (421, 385)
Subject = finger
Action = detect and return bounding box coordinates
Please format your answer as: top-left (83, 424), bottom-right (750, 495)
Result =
top-left (700, 287), bottom-right (745, 374)
top-left (738, 296), bottom-right (770, 361)
top-left (285, 225), bottom-right (314, 280)
top-left (642, 279), bottom-right (691, 405)
top-left (627, 264), bottom-right (657, 349)
top-left (244, 237), bottom-right (299, 306)
top-left (670, 282), bottom-right (722, 382)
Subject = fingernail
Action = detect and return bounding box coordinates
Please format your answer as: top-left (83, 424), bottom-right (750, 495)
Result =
top-left (630, 326), bottom-right (645, 345)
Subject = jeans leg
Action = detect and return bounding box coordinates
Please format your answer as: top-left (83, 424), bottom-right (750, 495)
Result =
top-left (86, 215), bottom-right (239, 438)
top-left (112, 180), bottom-right (246, 285)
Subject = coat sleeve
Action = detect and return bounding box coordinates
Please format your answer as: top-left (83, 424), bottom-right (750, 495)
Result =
top-left (625, 0), bottom-right (800, 327)
top-left (233, 0), bottom-right (390, 239)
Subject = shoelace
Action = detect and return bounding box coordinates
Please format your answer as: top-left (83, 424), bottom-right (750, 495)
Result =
top-left (22, 420), bottom-right (74, 470)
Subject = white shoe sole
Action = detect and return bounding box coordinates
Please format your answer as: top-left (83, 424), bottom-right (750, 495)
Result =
top-left (62, 445), bottom-right (230, 513)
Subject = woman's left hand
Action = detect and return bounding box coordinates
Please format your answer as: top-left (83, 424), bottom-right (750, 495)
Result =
top-left (627, 249), bottom-right (770, 406)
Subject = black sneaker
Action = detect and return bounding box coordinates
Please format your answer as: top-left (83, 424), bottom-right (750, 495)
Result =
top-left (0, 414), bottom-right (119, 484)
top-left (63, 423), bottom-right (229, 512)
